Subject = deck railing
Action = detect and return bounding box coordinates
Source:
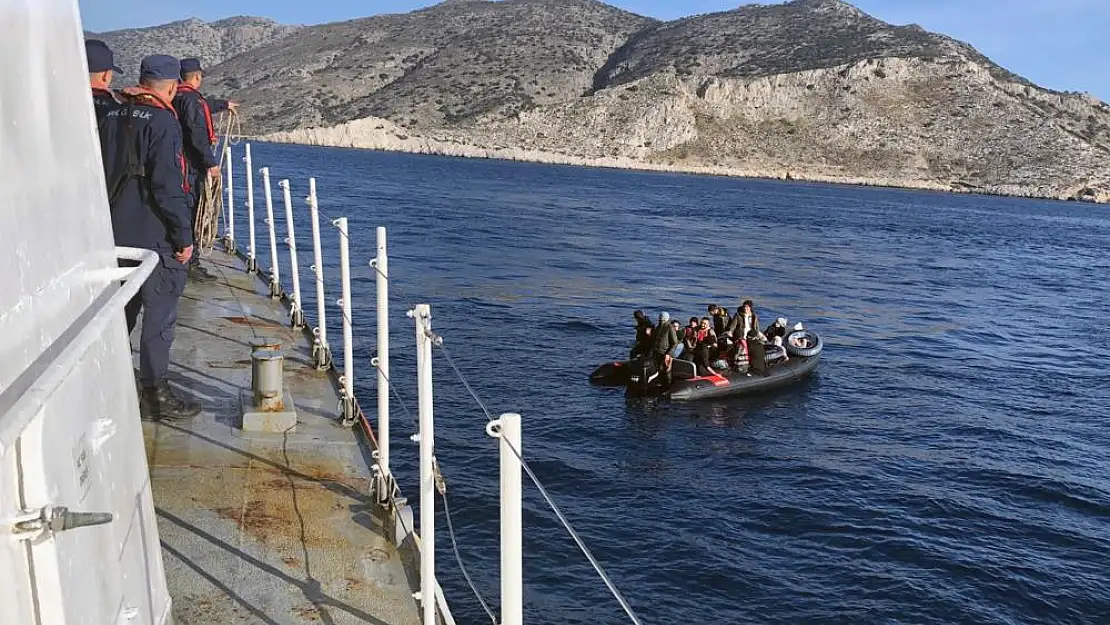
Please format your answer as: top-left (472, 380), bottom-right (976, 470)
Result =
top-left (221, 141), bottom-right (642, 625)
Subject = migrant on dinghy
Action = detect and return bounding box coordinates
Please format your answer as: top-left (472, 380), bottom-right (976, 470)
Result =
top-left (590, 309), bottom-right (657, 386)
top-left (591, 309), bottom-right (823, 401)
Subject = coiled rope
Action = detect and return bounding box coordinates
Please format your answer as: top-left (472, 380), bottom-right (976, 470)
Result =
top-left (195, 107), bottom-right (242, 256)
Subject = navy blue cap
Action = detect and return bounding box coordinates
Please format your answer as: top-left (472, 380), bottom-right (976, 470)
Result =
top-left (86, 39), bottom-right (122, 73)
top-left (180, 58), bottom-right (204, 75)
top-left (140, 55), bottom-right (181, 81)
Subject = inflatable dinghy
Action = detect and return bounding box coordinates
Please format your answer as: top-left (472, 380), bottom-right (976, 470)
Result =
top-left (589, 330), bottom-right (822, 401)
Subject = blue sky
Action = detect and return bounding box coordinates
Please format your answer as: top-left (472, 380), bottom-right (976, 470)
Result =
top-left (79, 0), bottom-right (1110, 101)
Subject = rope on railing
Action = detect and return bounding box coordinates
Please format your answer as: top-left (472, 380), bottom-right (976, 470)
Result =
top-left (197, 108), bottom-right (242, 256)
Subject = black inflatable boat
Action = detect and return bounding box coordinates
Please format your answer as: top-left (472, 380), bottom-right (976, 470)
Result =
top-left (589, 360), bottom-right (633, 386)
top-left (590, 330), bottom-right (822, 401)
top-left (665, 354), bottom-right (819, 401)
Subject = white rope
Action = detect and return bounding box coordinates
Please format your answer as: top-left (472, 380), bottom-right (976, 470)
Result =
top-left (434, 341), bottom-right (645, 625)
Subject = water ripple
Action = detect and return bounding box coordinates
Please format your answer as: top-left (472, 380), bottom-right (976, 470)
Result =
top-left (251, 144), bottom-right (1110, 625)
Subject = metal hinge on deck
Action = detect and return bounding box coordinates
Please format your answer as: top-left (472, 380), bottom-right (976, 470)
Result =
top-left (9, 506), bottom-right (113, 541)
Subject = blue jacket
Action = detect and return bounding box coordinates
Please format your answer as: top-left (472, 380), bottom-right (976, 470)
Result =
top-left (92, 87), bottom-right (120, 125)
top-left (98, 87), bottom-right (194, 259)
top-left (172, 84), bottom-right (227, 172)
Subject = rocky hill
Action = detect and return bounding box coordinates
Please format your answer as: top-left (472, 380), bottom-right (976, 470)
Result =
top-left (112, 0), bottom-right (1110, 202)
top-left (204, 0), bottom-right (654, 132)
top-left (88, 16), bottom-right (297, 78)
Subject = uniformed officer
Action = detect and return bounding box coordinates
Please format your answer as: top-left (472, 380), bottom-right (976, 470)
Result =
top-left (100, 54), bottom-right (201, 420)
top-left (173, 57), bottom-right (238, 283)
top-left (86, 39), bottom-right (122, 122)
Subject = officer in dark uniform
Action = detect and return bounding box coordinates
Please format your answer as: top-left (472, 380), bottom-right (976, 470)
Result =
top-left (100, 54), bottom-right (201, 420)
top-left (86, 39), bottom-right (122, 122)
top-left (173, 57), bottom-right (237, 283)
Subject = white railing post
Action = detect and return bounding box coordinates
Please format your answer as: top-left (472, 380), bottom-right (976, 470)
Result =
top-left (279, 179), bottom-right (304, 328)
top-left (410, 303), bottom-right (437, 625)
top-left (224, 144), bottom-right (235, 253)
top-left (261, 167), bottom-right (282, 299)
top-left (370, 227), bottom-right (390, 499)
top-left (335, 217), bottom-right (356, 427)
top-left (306, 178), bottom-right (331, 370)
top-left (499, 413), bottom-right (523, 625)
top-left (244, 143), bottom-right (257, 273)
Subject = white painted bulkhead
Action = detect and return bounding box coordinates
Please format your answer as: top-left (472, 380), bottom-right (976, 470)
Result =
top-left (0, 2), bottom-right (172, 624)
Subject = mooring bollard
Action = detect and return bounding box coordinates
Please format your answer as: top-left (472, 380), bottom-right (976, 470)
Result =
top-left (252, 348), bottom-right (285, 412)
top-left (241, 338), bottom-right (295, 432)
top-left (249, 337), bottom-right (282, 397)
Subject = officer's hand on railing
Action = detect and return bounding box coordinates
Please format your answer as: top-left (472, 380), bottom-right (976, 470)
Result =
top-left (175, 245), bottom-right (194, 265)
top-left (227, 101), bottom-right (239, 112)
top-left (208, 166), bottom-right (220, 179)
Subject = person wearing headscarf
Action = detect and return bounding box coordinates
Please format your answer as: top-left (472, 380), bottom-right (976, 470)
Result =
top-left (765, 317), bottom-right (789, 342)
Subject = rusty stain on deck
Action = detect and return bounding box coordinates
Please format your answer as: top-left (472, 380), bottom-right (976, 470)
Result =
top-left (222, 315), bottom-right (286, 328)
top-left (291, 604), bottom-right (323, 621)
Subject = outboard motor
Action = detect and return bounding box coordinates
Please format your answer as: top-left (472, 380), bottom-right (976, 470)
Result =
top-left (626, 357), bottom-right (660, 395)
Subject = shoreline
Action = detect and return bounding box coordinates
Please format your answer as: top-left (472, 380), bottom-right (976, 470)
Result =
top-left (253, 130), bottom-right (1108, 206)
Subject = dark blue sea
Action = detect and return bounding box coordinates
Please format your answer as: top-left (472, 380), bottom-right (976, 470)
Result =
top-left (242, 142), bottom-right (1110, 625)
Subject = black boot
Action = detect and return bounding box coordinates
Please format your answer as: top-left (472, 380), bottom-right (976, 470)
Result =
top-left (189, 263), bottom-right (217, 283)
top-left (140, 381), bottom-right (202, 420)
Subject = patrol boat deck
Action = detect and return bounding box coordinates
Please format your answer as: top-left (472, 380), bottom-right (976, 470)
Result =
top-left (140, 249), bottom-right (420, 625)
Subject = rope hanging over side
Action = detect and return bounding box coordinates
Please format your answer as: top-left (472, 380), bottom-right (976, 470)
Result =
top-left (195, 107), bottom-right (242, 256)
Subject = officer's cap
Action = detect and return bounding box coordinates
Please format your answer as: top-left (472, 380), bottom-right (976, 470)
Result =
top-left (180, 57), bottom-right (205, 75)
top-left (86, 39), bottom-right (122, 73)
top-left (140, 55), bottom-right (181, 81)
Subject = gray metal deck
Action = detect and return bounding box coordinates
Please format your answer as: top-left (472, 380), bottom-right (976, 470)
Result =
top-left (140, 249), bottom-right (420, 625)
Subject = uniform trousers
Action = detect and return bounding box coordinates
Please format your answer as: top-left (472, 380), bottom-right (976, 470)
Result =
top-left (124, 259), bottom-right (187, 385)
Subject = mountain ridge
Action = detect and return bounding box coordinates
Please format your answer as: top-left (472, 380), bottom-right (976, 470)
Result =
top-left (88, 16), bottom-right (298, 77)
top-left (90, 1), bottom-right (1110, 202)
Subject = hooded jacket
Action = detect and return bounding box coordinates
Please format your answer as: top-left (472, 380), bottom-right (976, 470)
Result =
top-left (652, 315), bottom-right (680, 356)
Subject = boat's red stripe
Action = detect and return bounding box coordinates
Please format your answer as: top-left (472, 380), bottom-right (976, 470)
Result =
top-left (689, 374), bottom-right (730, 387)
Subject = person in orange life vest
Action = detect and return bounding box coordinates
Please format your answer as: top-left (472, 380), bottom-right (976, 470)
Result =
top-left (98, 54), bottom-right (200, 421)
top-left (690, 317), bottom-right (719, 376)
top-left (86, 39), bottom-right (123, 122)
top-left (172, 57), bottom-right (239, 282)
top-left (675, 316), bottom-right (698, 359)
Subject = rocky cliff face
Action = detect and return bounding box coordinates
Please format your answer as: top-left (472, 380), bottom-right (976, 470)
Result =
top-left (204, 0), bottom-right (654, 133)
top-left (109, 0), bottom-right (1110, 202)
top-left (88, 16), bottom-right (298, 78)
